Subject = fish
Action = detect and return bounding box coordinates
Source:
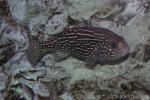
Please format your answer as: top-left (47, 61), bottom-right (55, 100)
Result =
top-left (26, 26), bottom-right (130, 68)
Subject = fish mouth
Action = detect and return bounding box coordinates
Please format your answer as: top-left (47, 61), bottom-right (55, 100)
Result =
top-left (114, 44), bottom-right (130, 63)
top-left (119, 44), bottom-right (130, 59)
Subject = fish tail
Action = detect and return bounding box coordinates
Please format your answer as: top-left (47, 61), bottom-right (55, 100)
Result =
top-left (26, 39), bottom-right (49, 67)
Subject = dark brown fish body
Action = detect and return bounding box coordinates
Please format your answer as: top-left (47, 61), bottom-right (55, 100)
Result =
top-left (27, 26), bottom-right (130, 67)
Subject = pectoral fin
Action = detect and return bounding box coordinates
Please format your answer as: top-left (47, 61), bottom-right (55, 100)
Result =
top-left (85, 58), bottom-right (98, 69)
top-left (85, 46), bottom-right (98, 68)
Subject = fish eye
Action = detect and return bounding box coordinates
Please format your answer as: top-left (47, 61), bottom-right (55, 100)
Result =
top-left (111, 42), bottom-right (117, 49)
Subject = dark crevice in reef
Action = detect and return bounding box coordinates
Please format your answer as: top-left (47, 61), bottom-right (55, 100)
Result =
top-left (143, 42), bottom-right (150, 62)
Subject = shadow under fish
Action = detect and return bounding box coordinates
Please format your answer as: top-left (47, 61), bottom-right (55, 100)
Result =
top-left (26, 26), bottom-right (130, 68)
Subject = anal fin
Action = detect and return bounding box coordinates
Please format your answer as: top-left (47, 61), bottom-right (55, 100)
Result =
top-left (53, 50), bottom-right (70, 62)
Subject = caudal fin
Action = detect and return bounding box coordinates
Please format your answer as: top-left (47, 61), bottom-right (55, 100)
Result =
top-left (26, 39), bottom-right (47, 67)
